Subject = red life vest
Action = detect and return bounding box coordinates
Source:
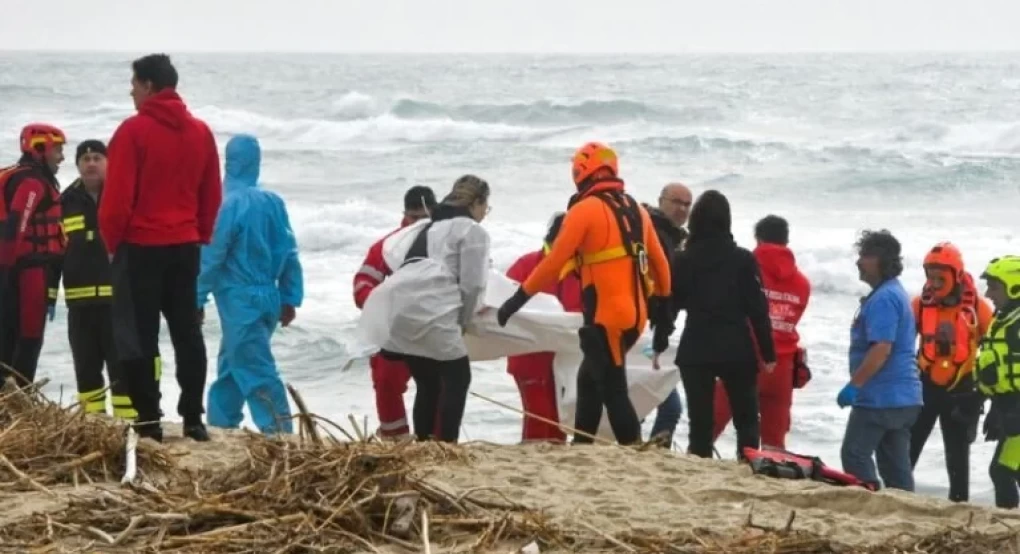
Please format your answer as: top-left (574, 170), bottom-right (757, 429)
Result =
top-left (916, 278), bottom-right (980, 390)
top-left (1, 163), bottom-right (65, 265)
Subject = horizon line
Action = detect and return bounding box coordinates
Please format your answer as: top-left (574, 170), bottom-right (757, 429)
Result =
top-left (2, 48), bottom-right (1020, 56)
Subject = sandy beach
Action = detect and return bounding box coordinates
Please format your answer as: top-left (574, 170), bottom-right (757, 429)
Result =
top-left (3, 392), bottom-right (1020, 554)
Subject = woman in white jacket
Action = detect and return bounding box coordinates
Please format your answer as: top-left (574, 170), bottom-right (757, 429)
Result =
top-left (380, 175), bottom-right (491, 442)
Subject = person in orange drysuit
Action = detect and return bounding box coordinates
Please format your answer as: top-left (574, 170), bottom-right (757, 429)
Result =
top-left (505, 212), bottom-right (583, 443)
top-left (497, 142), bottom-right (672, 445)
top-left (353, 185), bottom-right (437, 439)
top-left (711, 215), bottom-right (811, 450)
top-left (909, 241), bottom-right (993, 503)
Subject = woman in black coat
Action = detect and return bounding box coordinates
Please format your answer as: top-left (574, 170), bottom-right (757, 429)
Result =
top-left (653, 190), bottom-right (776, 459)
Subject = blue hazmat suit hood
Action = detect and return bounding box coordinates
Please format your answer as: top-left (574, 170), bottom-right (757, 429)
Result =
top-left (224, 134), bottom-right (261, 192)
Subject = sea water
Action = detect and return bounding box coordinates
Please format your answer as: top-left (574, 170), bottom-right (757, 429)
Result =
top-left (2, 51), bottom-right (1019, 504)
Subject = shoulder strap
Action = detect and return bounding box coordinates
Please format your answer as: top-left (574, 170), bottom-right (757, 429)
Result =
top-left (0, 165), bottom-right (29, 209)
top-left (401, 222), bottom-right (434, 266)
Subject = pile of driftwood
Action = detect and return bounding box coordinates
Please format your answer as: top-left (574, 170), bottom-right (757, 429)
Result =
top-left (1, 378), bottom-right (1019, 553)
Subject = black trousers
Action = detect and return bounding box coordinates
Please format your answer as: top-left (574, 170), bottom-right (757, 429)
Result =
top-left (110, 243), bottom-right (208, 428)
top-left (405, 355), bottom-right (471, 443)
top-left (571, 324), bottom-right (642, 445)
top-left (68, 304), bottom-right (135, 417)
top-left (682, 363), bottom-right (760, 458)
top-left (909, 382), bottom-right (978, 503)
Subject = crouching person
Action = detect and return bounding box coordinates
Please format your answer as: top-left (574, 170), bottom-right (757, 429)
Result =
top-left (197, 134), bottom-right (304, 435)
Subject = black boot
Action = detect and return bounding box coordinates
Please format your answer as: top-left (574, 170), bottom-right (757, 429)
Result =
top-left (183, 422), bottom-right (210, 442)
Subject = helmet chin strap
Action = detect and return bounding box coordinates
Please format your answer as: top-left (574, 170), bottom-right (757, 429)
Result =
top-left (420, 195), bottom-right (431, 218)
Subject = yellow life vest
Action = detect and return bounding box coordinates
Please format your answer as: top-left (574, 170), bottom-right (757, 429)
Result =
top-left (976, 306), bottom-right (1020, 397)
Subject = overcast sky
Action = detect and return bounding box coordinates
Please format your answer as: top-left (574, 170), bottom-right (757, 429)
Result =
top-left (3, 0), bottom-right (1019, 54)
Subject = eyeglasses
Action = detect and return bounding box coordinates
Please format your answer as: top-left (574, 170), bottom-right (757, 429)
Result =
top-left (661, 197), bottom-right (692, 208)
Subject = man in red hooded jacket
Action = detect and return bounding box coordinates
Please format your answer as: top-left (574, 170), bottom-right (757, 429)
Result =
top-left (505, 212), bottom-right (583, 442)
top-left (100, 53), bottom-right (222, 443)
top-left (353, 185), bottom-right (437, 439)
top-left (712, 215), bottom-right (811, 449)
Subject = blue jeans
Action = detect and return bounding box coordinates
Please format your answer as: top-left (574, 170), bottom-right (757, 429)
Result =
top-left (841, 405), bottom-right (921, 491)
top-left (650, 388), bottom-right (683, 444)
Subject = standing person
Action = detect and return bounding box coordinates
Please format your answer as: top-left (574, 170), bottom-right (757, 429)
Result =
top-left (379, 175), bottom-right (491, 443)
top-left (0, 124), bottom-right (67, 386)
top-left (505, 211), bottom-right (582, 443)
top-left (712, 215), bottom-right (811, 451)
top-left (54, 139), bottom-right (136, 419)
top-left (353, 185), bottom-right (437, 440)
top-left (837, 229), bottom-right (923, 491)
top-left (196, 134), bottom-right (303, 436)
top-left (976, 255), bottom-right (1020, 508)
top-left (498, 142), bottom-right (672, 446)
top-left (652, 190), bottom-right (776, 459)
top-left (100, 53), bottom-right (223, 443)
top-left (643, 182), bottom-right (692, 446)
top-left (909, 242), bottom-right (993, 503)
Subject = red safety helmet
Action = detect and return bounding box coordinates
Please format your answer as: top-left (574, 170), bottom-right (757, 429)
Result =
top-left (20, 123), bottom-right (67, 161)
top-left (571, 142), bottom-right (618, 186)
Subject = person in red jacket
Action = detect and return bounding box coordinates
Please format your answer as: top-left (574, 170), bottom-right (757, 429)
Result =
top-left (712, 215), bottom-right (811, 450)
top-left (99, 53), bottom-right (223, 443)
top-left (0, 124), bottom-right (67, 386)
top-left (505, 212), bottom-right (583, 443)
top-left (353, 185), bottom-right (437, 439)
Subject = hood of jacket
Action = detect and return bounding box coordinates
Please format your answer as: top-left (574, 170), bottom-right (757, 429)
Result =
top-left (224, 134), bottom-right (261, 193)
top-left (684, 233), bottom-right (737, 270)
top-left (754, 242), bottom-right (798, 281)
top-left (139, 88), bottom-right (191, 130)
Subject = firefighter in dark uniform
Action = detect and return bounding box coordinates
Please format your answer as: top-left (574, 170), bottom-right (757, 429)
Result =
top-left (54, 140), bottom-right (136, 419)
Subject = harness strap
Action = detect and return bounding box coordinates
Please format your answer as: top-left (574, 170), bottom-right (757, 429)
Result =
top-left (401, 222), bottom-right (434, 267)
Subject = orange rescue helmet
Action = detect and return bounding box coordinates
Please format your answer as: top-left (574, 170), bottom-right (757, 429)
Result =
top-left (20, 123), bottom-right (67, 162)
top-left (571, 142), bottom-right (618, 186)
top-left (923, 242), bottom-right (965, 298)
top-left (924, 242), bottom-right (965, 274)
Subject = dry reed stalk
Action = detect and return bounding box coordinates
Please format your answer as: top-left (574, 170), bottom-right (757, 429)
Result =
top-left (2, 379), bottom-right (1020, 553)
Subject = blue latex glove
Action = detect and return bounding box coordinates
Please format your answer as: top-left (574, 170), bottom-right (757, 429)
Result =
top-left (837, 383), bottom-right (859, 408)
top-left (47, 305), bottom-right (55, 322)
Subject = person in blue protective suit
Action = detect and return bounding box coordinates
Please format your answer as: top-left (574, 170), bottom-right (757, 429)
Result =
top-left (196, 134), bottom-right (304, 435)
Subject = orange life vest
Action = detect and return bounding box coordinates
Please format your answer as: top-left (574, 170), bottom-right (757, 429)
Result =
top-left (916, 285), bottom-right (980, 390)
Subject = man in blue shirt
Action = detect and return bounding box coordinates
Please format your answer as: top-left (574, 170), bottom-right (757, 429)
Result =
top-left (838, 229), bottom-right (923, 491)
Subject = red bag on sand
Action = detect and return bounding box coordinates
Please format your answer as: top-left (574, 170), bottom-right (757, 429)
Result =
top-left (743, 447), bottom-right (877, 491)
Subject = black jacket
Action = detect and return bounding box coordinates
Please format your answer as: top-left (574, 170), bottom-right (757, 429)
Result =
top-left (659, 233), bottom-right (776, 367)
top-left (643, 204), bottom-right (688, 258)
top-left (54, 179), bottom-right (112, 307)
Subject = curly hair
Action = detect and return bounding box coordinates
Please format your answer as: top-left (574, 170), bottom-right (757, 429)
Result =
top-left (855, 229), bottom-right (904, 279)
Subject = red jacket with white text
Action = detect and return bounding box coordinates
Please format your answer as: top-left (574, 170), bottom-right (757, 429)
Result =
top-left (753, 243), bottom-right (811, 357)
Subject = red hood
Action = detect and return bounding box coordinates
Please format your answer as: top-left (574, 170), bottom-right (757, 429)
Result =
top-left (754, 243), bottom-right (798, 281)
top-left (139, 89), bottom-right (191, 130)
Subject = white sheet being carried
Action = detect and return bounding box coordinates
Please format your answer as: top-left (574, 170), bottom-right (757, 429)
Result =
top-left (353, 233), bottom-right (680, 441)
